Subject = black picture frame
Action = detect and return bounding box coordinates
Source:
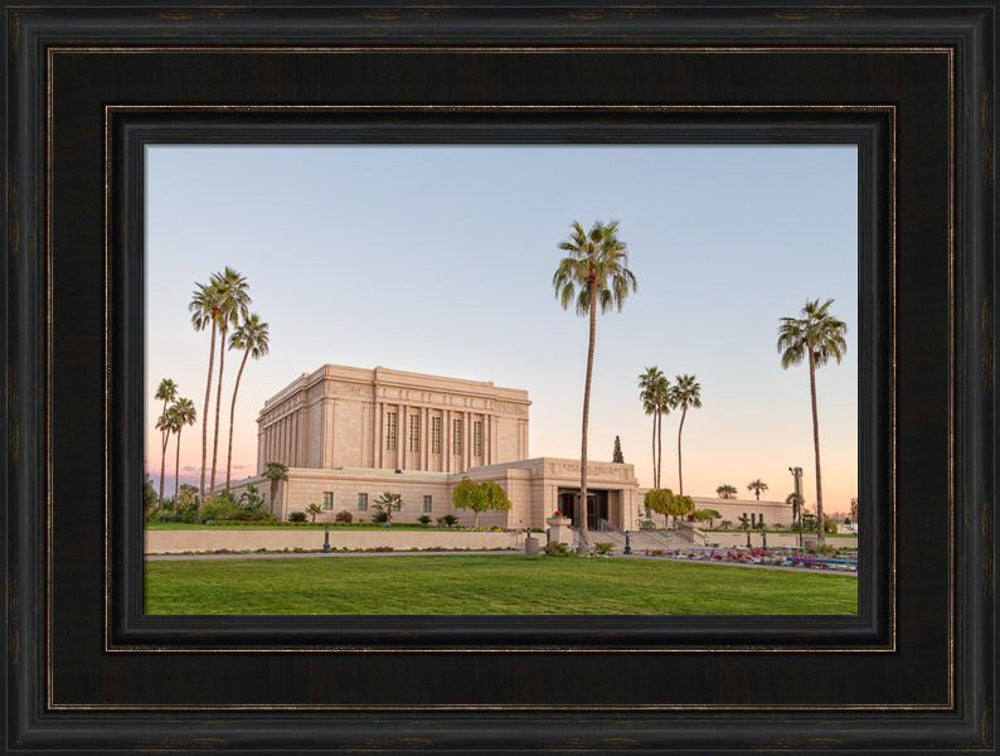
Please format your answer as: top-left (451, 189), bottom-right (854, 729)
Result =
top-left (3, 2), bottom-right (996, 753)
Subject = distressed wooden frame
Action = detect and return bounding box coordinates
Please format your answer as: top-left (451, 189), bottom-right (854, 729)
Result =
top-left (3, 2), bottom-right (995, 752)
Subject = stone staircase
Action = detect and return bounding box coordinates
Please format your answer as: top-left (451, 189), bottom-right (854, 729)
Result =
top-left (570, 526), bottom-right (691, 553)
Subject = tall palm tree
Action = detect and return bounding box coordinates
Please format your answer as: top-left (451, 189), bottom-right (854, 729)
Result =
top-left (553, 220), bottom-right (637, 552)
top-left (153, 378), bottom-right (177, 505)
top-left (208, 268), bottom-right (251, 494)
top-left (777, 298), bottom-right (848, 545)
top-left (190, 280), bottom-right (222, 503)
top-left (670, 374), bottom-right (702, 496)
top-left (652, 374), bottom-right (671, 489)
top-left (168, 397), bottom-right (197, 504)
top-left (748, 478), bottom-right (768, 501)
top-left (638, 366), bottom-right (664, 488)
top-left (225, 314), bottom-right (270, 494)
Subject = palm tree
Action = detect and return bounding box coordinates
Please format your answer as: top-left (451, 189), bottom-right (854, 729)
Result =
top-left (154, 411), bottom-right (172, 508)
top-left (553, 220), bottom-right (637, 552)
top-left (777, 298), bottom-right (848, 545)
top-left (208, 268), bottom-right (251, 494)
top-left (638, 366), bottom-right (664, 487)
top-left (374, 492), bottom-right (402, 525)
top-left (305, 502), bottom-right (323, 523)
top-left (168, 397), bottom-right (197, 505)
top-left (224, 314), bottom-right (270, 494)
top-left (651, 374), bottom-right (671, 489)
top-left (263, 462), bottom-right (289, 517)
top-left (716, 484), bottom-right (737, 499)
top-left (670, 374), bottom-right (702, 496)
top-left (747, 479), bottom-right (768, 501)
top-left (153, 378), bottom-right (178, 505)
top-left (190, 280), bottom-right (222, 503)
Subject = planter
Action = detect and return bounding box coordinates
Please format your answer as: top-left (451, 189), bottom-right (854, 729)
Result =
top-left (546, 516), bottom-right (571, 527)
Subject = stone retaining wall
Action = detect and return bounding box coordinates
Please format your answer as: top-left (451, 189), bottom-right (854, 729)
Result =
top-left (700, 531), bottom-right (858, 549)
top-left (145, 528), bottom-right (524, 555)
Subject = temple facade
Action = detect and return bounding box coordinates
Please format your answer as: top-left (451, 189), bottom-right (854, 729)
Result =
top-left (228, 364), bottom-right (643, 530)
top-left (256, 365), bottom-right (529, 475)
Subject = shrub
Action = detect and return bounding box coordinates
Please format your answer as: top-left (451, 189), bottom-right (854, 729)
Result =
top-left (288, 511), bottom-right (307, 523)
top-left (719, 520), bottom-right (732, 530)
top-left (371, 508), bottom-right (390, 524)
top-left (544, 542), bottom-right (572, 557)
top-left (199, 493), bottom-right (239, 523)
top-left (334, 510), bottom-right (353, 524)
top-left (809, 543), bottom-right (839, 557)
top-left (437, 514), bottom-right (458, 528)
top-left (594, 542), bottom-right (614, 556)
top-left (171, 484), bottom-right (200, 523)
top-left (417, 515), bottom-right (432, 526)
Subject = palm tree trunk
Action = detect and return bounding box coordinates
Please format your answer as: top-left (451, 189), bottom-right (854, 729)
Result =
top-left (158, 428), bottom-right (169, 507)
top-left (200, 323), bottom-right (217, 505)
top-left (677, 407), bottom-right (688, 496)
top-left (808, 351), bottom-right (825, 544)
top-left (656, 410), bottom-right (663, 489)
top-left (650, 416), bottom-right (656, 490)
top-left (173, 427), bottom-right (182, 505)
top-left (157, 397), bottom-right (170, 505)
top-left (577, 282), bottom-right (598, 552)
top-left (210, 327), bottom-right (227, 493)
top-left (225, 349), bottom-right (250, 495)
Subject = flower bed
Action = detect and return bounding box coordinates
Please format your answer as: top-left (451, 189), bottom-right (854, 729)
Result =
top-left (648, 546), bottom-right (858, 572)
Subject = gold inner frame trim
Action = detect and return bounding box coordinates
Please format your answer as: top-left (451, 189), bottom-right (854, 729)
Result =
top-left (37, 44), bottom-right (954, 713)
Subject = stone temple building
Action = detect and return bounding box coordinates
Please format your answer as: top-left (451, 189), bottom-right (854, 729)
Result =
top-left (229, 363), bottom-right (793, 531)
top-left (231, 364), bottom-right (642, 530)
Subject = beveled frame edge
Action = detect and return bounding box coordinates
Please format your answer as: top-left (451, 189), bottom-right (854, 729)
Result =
top-left (103, 105), bottom-right (894, 659)
top-left (4, 4), bottom-right (993, 752)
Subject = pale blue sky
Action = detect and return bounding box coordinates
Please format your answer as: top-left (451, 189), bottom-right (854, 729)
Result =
top-left (146, 144), bottom-right (858, 512)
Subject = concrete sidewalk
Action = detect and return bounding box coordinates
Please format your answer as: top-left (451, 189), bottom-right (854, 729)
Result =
top-left (146, 549), bottom-right (523, 562)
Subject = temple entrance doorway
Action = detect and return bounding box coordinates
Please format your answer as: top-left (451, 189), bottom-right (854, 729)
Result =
top-left (557, 487), bottom-right (610, 530)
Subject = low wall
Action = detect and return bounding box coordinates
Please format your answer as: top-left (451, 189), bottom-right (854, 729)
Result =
top-left (145, 528), bottom-right (524, 555)
top-left (700, 531), bottom-right (858, 549)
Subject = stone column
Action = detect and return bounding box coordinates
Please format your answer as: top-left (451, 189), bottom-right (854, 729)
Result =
top-left (399, 403), bottom-right (408, 470)
top-left (377, 402), bottom-right (384, 469)
top-left (465, 411), bottom-right (472, 471)
top-left (445, 409), bottom-right (452, 473)
top-left (294, 414), bottom-right (299, 465)
top-left (485, 415), bottom-right (491, 465)
top-left (422, 406), bottom-right (429, 471)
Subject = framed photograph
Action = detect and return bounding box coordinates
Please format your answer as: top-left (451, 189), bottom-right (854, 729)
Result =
top-left (3, 1), bottom-right (996, 752)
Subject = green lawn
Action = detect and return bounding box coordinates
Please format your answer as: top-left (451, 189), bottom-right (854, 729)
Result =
top-left (145, 555), bottom-right (857, 615)
top-left (146, 523), bottom-right (468, 531)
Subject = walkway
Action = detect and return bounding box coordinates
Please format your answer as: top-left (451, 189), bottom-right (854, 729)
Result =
top-left (146, 549), bottom-right (520, 562)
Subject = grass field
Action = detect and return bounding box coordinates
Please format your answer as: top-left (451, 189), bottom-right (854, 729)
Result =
top-left (146, 523), bottom-right (465, 531)
top-left (145, 555), bottom-right (857, 615)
